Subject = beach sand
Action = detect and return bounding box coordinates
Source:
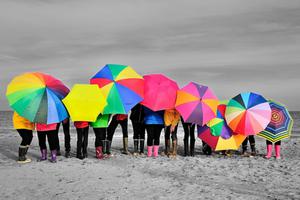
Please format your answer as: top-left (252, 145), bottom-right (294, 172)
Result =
top-left (0, 111), bottom-right (300, 200)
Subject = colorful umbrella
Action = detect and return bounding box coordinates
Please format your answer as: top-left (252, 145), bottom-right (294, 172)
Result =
top-left (90, 64), bottom-right (144, 114)
top-left (197, 125), bottom-right (246, 151)
top-left (141, 74), bottom-right (179, 111)
top-left (257, 101), bottom-right (293, 143)
top-left (175, 82), bottom-right (218, 126)
top-left (6, 72), bottom-right (69, 124)
top-left (62, 84), bottom-right (107, 122)
top-left (225, 92), bottom-right (271, 136)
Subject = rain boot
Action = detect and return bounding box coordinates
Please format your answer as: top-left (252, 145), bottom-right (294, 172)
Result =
top-left (250, 143), bottom-right (256, 157)
top-left (190, 139), bottom-right (195, 157)
top-left (164, 139), bottom-right (170, 157)
top-left (39, 149), bottom-right (47, 161)
top-left (265, 144), bottom-right (272, 159)
top-left (133, 139), bottom-right (139, 156)
top-left (184, 139), bottom-right (189, 157)
top-left (96, 146), bottom-right (104, 160)
top-left (147, 146), bottom-right (153, 157)
top-left (139, 139), bottom-right (145, 155)
top-left (242, 145), bottom-right (249, 157)
top-left (275, 145), bottom-right (281, 159)
top-left (170, 140), bottom-right (177, 159)
top-left (50, 150), bottom-right (57, 163)
top-left (17, 146), bottom-right (31, 164)
top-left (105, 140), bottom-right (112, 158)
top-left (121, 137), bottom-right (130, 155)
top-left (65, 150), bottom-right (70, 158)
top-left (76, 148), bottom-right (83, 160)
top-left (153, 145), bottom-right (159, 158)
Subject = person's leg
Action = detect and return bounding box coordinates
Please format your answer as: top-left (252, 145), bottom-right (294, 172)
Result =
top-left (275, 140), bottom-right (281, 159)
top-left (265, 140), bottom-right (273, 159)
top-left (164, 126), bottom-right (171, 156)
top-left (94, 128), bottom-right (105, 159)
top-left (190, 124), bottom-right (196, 157)
top-left (37, 131), bottom-right (47, 161)
top-left (139, 124), bottom-right (146, 154)
top-left (47, 131), bottom-right (58, 163)
top-left (153, 125), bottom-right (163, 157)
top-left (82, 127), bottom-right (89, 158)
top-left (56, 123), bottom-right (61, 153)
top-left (249, 135), bottom-right (256, 156)
top-left (182, 123), bottom-right (190, 156)
top-left (120, 120), bottom-right (129, 154)
top-left (132, 122), bottom-right (139, 155)
top-left (146, 125), bottom-right (154, 157)
top-left (17, 129), bottom-right (32, 163)
top-left (76, 128), bottom-right (84, 159)
top-left (242, 137), bottom-right (249, 155)
top-left (63, 120), bottom-right (71, 156)
top-left (171, 125), bottom-right (178, 158)
top-left (107, 118), bottom-right (118, 142)
top-left (53, 129), bottom-right (61, 156)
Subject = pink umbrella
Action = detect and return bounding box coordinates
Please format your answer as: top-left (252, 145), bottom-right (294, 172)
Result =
top-left (141, 74), bottom-right (179, 111)
top-left (175, 82), bottom-right (219, 126)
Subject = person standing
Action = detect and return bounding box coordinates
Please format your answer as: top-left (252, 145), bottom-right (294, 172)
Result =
top-left (144, 107), bottom-right (164, 158)
top-left (265, 140), bottom-right (281, 159)
top-left (107, 114), bottom-right (129, 155)
top-left (56, 118), bottom-right (71, 157)
top-left (242, 135), bottom-right (256, 157)
top-left (74, 121), bottom-right (89, 160)
top-left (181, 117), bottom-right (196, 157)
top-left (36, 122), bottom-right (59, 163)
top-left (91, 114), bottom-right (110, 159)
top-left (13, 112), bottom-right (35, 164)
top-left (164, 109), bottom-right (180, 158)
top-left (130, 104), bottom-right (145, 156)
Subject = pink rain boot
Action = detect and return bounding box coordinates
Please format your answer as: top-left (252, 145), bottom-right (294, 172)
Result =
top-left (275, 145), bottom-right (281, 159)
top-left (153, 145), bottom-right (159, 158)
top-left (147, 146), bottom-right (153, 157)
top-left (265, 145), bottom-right (272, 159)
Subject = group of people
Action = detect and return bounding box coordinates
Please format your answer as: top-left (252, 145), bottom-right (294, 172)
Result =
top-left (13, 104), bottom-right (282, 164)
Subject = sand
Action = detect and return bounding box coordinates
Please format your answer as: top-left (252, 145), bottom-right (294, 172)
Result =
top-left (0, 111), bottom-right (300, 200)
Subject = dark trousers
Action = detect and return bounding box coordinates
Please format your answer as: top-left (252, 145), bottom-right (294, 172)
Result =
top-left (56, 121), bottom-right (71, 151)
top-left (242, 135), bottom-right (255, 151)
top-left (17, 129), bottom-right (33, 146)
top-left (266, 140), bottom-right (281, 145)
top-left (107, 119), bottom-right (128, 141)
top-left (146, 124), bottom-right (163, 146)
top-left (37, 130), bottom-right (58, 151)
top-left (93, 128), bottom-right (107, 147)
top-left (183, 123), bottom-right (195, 143)
top-left (132, 122), bottom-right (145, 140)
top-left (76, 127), bottom-right (89, 155)
top-left (164, 125), bottom-right (178, 141)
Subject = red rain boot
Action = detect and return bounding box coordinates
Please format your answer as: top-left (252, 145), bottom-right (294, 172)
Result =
top-left (265, 144), bottom-right (272, 159)
top-left (275, 145), bottom-right (281, 159)
top-left (96, 146), bottom-right (104, 160)
top-left (153, 145), bottom-right (159, 158)
top-left (147, 146), bottom-right (153, 157)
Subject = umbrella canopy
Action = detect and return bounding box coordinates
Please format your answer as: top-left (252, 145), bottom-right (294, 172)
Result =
top-left (225, 92), bottom-right (271, 136)
top-left (6, 72), bottom-right (69, 124)
top-left (197, 125), bottom-right (246, 151)
top-left (141, 74), bottom-right (179, 111)
top-left (62, 84), bottom-right (107, 122)
top-left (257, 101), bottom-right (293, 143)
top-left (175, 82), bottom-right (218, 126)
top-left (90, 64), bottom-right (144, 114)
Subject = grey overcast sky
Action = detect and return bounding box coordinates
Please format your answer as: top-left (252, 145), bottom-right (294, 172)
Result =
top-left (1, 0), bottom-right (300, 110)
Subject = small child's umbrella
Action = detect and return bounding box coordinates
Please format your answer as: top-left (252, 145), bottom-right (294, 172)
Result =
top-left (6, 72), bottom-right (69, 124)
top-left (141, 74), bottom-right (179, 111)
top-left (90, 64), bottom-right (144, 114)
top-left (257, 100), bottom-right (293, 143)
top-left (225, 92), bottom-right (271, 136)
top-left (175, 82), bottom-right (218, 126)
top-left (62, 84), bottom-right (107, 122)
top-left (197, 125), bottom-right (246, 151)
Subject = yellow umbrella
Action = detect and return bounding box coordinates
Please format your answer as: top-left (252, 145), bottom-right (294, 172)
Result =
top-left (62, 84), bottom-right (107, 122)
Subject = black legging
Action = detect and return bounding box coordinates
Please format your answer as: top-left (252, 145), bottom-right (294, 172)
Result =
top-left (76, 127), bottom-right (89, 154)
top-left (107, 118), bottom-right (128, 141)
top-left (132, 122), bottom-right (145, 140)
top-left (164, 125), bottom-right (178, 141)
top-left (266, 140), bottom-right (281, 145)
top-left (182, 120), bottom-right (195, 143)
top-left (242, 135), bottom-right (255, 150)
top-left (37, 130), bottom-right (58, 151)
top-left (56, 120), bottom-right (71, 151)
top-left (93, 128), bottom-right (106, 147)
top-left (17, 129), bottom-right (33, 146)
top-left (146, 124), bottom-right (163, 146)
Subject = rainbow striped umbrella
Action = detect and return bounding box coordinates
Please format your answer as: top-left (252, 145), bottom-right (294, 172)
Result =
top-left (257, 101), bottom-right (293, 143)
top-left (6, 72), bottom-right (69, 124)
top-left (90, 64), bottom-right (144, 114)
top-left (175, 82), bottom-right (218, 126)
top-left (225, 92), bottom-right (271, 136)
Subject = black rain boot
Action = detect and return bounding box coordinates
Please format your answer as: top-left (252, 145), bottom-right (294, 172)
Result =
top-left (184, 139), bottom-right (189, 157)
top-left (18, 146), bottom-right (31, 164)
top-left (250, 144), bottom-right (256, 156)
top-left (133, 139), bottom-right (139, 156)
top-left (164, 139), bottom-right (170, 156)
top-left (190, 139), bottom-right (195, 157)
top-left (139, 139), bottom-right (145, 155)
